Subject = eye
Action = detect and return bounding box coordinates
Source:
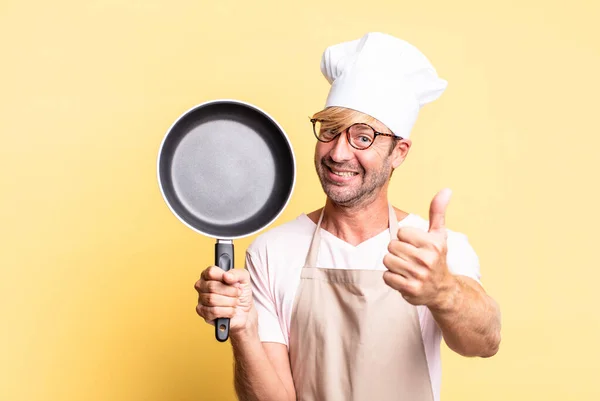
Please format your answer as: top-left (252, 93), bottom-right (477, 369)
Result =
top-left (350, 126), bottom-right (374, 140)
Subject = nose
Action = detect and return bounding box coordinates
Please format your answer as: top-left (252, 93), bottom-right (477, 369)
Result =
top-left (328, 132), bottom-right (354, 163)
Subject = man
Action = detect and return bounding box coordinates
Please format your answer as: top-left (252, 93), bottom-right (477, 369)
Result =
top-left (195, 32), bottom-right (501, 401)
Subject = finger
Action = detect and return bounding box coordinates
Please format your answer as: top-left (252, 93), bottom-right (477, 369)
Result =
top-left (195, 305), bottom-right (236, 321)
top-left (428, 188), bottom-right (452, 233)
top-left (222, 269), bottom-right (251, 286)
top-left (198, 293), bottom-right (239, 308)
top-left (382, 271), bottom-right (410, 292)
top-left (396, 226), bottom-right (430, 247)
top-left (383, 253), bottom-right (424, 279)
top-left (383, 272), bottom-right (421, 302)
top-left (196, 279), bottom-right (242, 297)
top-left (388, 239), bottom-right (417, 261)
top-left (201, 266), bottom-right (225, 282)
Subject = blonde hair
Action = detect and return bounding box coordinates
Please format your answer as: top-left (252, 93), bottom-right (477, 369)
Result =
top-left (311, 106), bottom-right (382, 135)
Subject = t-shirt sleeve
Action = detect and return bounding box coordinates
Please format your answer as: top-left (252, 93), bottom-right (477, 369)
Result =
top-left (244, 249), bottom-right (287, 345)
top-left (446, 230), bottom-right (482, 283)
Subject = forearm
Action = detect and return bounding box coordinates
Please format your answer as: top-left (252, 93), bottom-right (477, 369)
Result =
top-left (429, 275), bottom-right (501, 357)
top-left (231, 328), bottom-right (293, 401)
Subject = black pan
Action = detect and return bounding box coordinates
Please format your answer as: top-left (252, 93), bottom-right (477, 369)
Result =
top-left (157, 99), bottom-right (295, 342)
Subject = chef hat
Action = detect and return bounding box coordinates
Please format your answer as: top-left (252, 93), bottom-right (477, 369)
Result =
top-left (320, 32), bottom-right (447, 138)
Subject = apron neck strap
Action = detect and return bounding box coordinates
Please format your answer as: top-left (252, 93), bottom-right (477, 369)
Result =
top-left (305, 203), bottom-right (399, 267)
top-left (388, 203), bottom-right (399, 240)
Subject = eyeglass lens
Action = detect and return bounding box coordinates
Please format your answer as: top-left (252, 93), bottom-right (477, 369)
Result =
top-left (314, 121), bottom-right (376, 150)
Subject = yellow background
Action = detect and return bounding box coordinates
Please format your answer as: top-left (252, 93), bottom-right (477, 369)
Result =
top-left (2, 0), bottom-right (599, 400)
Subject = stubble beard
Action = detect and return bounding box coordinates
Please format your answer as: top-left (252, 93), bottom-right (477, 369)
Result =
top-left (315, 156), bottom-right (392, 208)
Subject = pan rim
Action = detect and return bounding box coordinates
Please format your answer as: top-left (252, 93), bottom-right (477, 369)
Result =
top-left (156, 98), bottom-right (297, 240)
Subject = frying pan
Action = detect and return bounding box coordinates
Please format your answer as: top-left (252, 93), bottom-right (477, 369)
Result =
top-left (157, 99), bottom-right (295, 342)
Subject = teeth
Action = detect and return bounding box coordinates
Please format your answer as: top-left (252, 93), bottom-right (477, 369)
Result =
top-left (332, 171), bottom-right (357, 177)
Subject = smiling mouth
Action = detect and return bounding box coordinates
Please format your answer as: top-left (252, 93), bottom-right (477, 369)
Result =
top-left (326, 166), bottom-right (359, 177)
top-left (331, 170), bottom-right (358, 177)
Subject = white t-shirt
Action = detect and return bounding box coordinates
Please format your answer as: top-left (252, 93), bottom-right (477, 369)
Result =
top-left (245, 212), bottom-right (481, 401)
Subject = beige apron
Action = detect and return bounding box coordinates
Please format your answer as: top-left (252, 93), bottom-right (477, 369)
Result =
top-left (289, 204), bottom-right (434, 401)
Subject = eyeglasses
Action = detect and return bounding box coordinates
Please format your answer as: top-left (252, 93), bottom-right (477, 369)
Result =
top-left (310, 118), bottom-right (400, 150)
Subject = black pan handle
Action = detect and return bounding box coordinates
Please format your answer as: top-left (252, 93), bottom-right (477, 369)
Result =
top-left (215, 240), bottom-right (234, 342)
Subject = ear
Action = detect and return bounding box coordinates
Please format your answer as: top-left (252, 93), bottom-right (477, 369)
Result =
top-left (391, 138), bottom-right (412, 169)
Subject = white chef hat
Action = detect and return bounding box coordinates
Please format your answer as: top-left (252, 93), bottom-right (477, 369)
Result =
top-left (320, 32), bottom-right (447, 138)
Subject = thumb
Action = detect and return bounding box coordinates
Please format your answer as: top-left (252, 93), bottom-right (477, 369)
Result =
top-left (428, 188), bottom-right (452, 233)
top-left (222, 269), bottom-right (251, 285)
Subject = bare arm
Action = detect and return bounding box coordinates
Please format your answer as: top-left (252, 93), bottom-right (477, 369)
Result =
top-left (429, 275), bottom-right (501, 357)
top-left (232, 328), bottom-right (296, 401)
top-left (384, 190), bottom-right (501, 358)
top-left (195, 267), bottom-right (295, 401)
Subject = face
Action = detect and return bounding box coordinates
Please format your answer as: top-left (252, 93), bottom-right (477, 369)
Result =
top-left (314, 120), bottom-right (411, 208)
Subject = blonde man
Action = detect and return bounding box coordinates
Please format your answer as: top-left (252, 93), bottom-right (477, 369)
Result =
top-left (195, 32), bottom-right (501, 401)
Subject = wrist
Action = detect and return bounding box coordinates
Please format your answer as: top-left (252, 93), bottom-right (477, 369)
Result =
top-left (429, 274), bottom-right (460, 313)
top-left (230, 320), bottom-right (259, 345)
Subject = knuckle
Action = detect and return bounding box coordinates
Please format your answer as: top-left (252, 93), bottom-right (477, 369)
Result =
top-left (203, 307), bottom-right (216, 320)
top-left (207, 266), bottom-right (222, 279)
top-left (402, 281), bottom-right (415, 295)
top-left (412, 268), bottom-right (425, 281)
top-left (416, 269), bottom-right (429, 282)
top-left (207, 280), bottom-right (218, 292)
top-left (195, 304), bottom-right (204, 317)
top-left (204, 293), bottom-right (216, 305)
top-left (222, 286), bottom-right (233, 297)
top-left (418, 251), bottom-right (436, 267)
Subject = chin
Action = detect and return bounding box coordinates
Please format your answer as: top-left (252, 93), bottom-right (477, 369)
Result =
top-left (323, 187), bottom-right (363, 207)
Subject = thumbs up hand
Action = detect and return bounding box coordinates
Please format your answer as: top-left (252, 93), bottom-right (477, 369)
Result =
top-left (383, 188), bottom-right (455, 309)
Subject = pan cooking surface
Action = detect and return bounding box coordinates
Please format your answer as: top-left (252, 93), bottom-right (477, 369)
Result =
top-left (171, 118), bottom-right (276, 225)
top-left (158, 101), bottom-right (295, 238)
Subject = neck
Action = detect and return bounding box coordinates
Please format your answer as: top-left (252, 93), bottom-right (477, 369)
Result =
top-left (320, 192), bottom-right (391, 246)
